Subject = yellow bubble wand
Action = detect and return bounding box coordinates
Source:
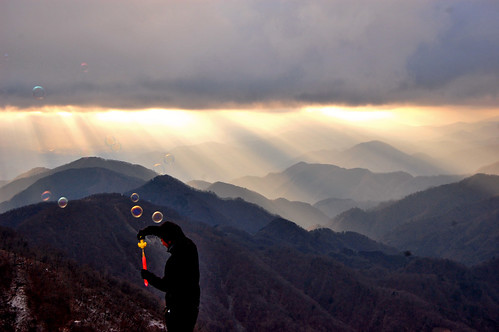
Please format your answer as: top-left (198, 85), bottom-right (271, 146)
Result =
top-left (138, 239), bottom-right (148, 286)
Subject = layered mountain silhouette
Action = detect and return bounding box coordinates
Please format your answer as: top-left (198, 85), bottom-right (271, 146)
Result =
top-left (313, 197), bottom-right (380, 219)
top-left (0, 157), bottom-right (157, 203)
top-left (231, 161), bottom-right (462, 204)
top-left (331, 174), bottom-right (499, 265)
top-left (297, 140), bottom-right (447, 175)
top-left (382, 195), bottom-right (499, 266)
top-left (128, 175), bottom-right (276, 234)
top-left (0, 167), bottom-right (147, 213)
top-left (188, 180), bottom-right (331, 229)
top-left (1, 194), bottom-right (498, 331)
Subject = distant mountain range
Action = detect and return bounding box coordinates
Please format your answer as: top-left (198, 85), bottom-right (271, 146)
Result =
top-left (331, 174), bottom-right (499, 266)
top-left (2, 156), bottom-right (499, 329)
top-left (1, 194), bottom-right (498, 331)
top-left (231, 161), bottom-right (463, 204)
top-left (188, 180), bottom-right (331, 229)
top-left (1, 156), bottom-right (495, 267)
top-left (296, 140), bottom-right (448, 176)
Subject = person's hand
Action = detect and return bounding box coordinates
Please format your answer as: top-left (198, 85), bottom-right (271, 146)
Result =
top-left (141, 269), bottom-right (153, 280)
top-left (137, 229), bottom-right (147, 240)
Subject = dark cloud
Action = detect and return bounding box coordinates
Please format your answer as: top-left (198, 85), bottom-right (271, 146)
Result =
top-left (1, 0), bottom-right (498, 110)
top-left (406, 1), bottom-right (499, 96)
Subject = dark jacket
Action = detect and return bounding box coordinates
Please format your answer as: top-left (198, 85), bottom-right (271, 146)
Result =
top-left (139, 223), bottom-right (200, 309)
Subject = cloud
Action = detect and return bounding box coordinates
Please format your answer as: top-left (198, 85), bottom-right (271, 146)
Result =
top-left (1, 0), bottom-right (498, 110)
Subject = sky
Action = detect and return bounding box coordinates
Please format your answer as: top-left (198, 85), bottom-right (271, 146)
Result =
top-left (0, 0), bottom-right (498, 180)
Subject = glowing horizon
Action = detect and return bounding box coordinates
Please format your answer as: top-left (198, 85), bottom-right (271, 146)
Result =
top-left (0, 103), bottom-right (497, 181)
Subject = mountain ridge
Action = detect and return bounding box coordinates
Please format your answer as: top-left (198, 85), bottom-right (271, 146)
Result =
top-left (0, 166), bottom-right (147, 214)
top-left (0, 157), bottom-right (157, 203)
top-left (331, 173), bottom-right (499, 265)
top-left (296, 140), bottom-right (447, 176)
top-left (231, 161), bottom-right (463, 204)
top-left (194, 181), bottom-right (331, 229)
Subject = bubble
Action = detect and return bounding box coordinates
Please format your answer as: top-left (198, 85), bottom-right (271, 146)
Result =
top-left (131, 205), bottom-right (143, 218)
top-left (105, 135), bottom-right (121, 152)
top-left (163, 153), bottom-right (175, 165)
top-left (105, 135), bottom-right (117, 146)
top-left (80, 62), bottom-right (89, 73)
top-left (130, 192), bottom-right (139, 203)
top-left (152, 211), bottom-right (163, 223)
top-left (153, 163), bottom-right (164, 174)
top-left (32, 86), bottom-right (45, 99)
top-left (41, 190), bottom-right (51, 201)
top-left (58, 197), bottom-right (68, 208)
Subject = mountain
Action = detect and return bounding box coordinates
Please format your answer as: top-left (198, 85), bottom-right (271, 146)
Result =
top-left (331, 174), bottom-right (499, 265)
top-left (0, 226), bottom-right (164, 331)
top-left (477, 161), bottom-right (499, 175)
top-left (191, 181), bottom-right (331, 229)
top-left (231, 162), bottom-right (463, 204)
top-left (382, 196), bottom-right (499, 266)
top-left (187, 180), bottom-right (212, 191)
top-left (255, 217), bottom-right (398, 256)
top-left (0, 167), bottom-right (148, 213)
top-left (313, 197), bottom-right (380, 219)
top-left (129, 175), bottom-right (277, 234)
top-left (297, 140), bottom-right (447, 176)
top-left (11, 167), bottom-right (50, 181)
top-left (0, 193), bottom-right (176, 283)
top-left (0, 157), bottom-right (157, 203)
top-left (2, 195), bottom-right (499, 331)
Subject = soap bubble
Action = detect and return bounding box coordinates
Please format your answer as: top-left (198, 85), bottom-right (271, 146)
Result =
top-left (41, 190), bottom-right (51, 201)
top-left (163, 153), bottom-right (175, 165)
top-left (105, 135), bottom-right (117, 146)
top-left (104, 135), bottom-right (121, 152)
top-left (32, 86), bottom-right (45, 99)
top-left (131, 205), bottom-right (143, 218)
top-left (152, 211), bottom-right (163, 223)
top-left (80, 62), bottom-right (89, 73)
top-left (153, 163), bottom-right (164, 174)
top-left (58, 197), bottom-right (68, 208)
top-left (130, 192), bottom-right (139, 203)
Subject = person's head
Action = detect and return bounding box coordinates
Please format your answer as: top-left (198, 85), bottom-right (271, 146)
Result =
top-left (157, 221), bottom-right (185, 247)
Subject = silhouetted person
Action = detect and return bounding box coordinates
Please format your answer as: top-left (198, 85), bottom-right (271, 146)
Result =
top-left (137, 221), bottom-right (200, 332)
